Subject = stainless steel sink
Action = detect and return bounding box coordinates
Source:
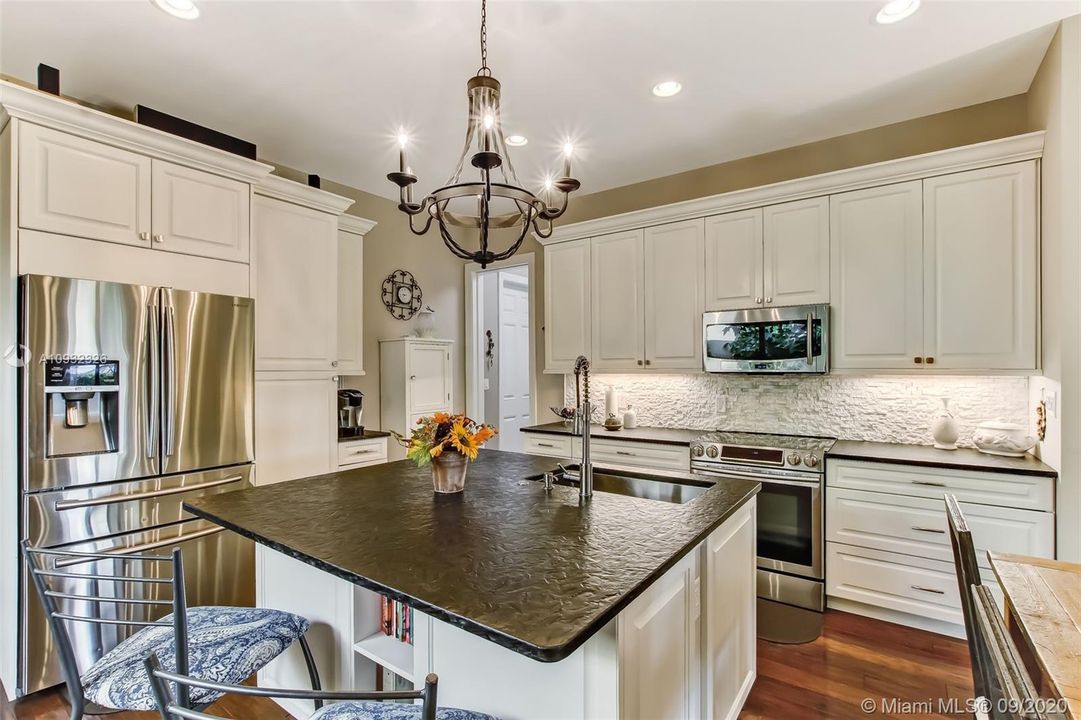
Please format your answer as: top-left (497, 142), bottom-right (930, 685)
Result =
top-left (529, 465), bottom-right (709, 505)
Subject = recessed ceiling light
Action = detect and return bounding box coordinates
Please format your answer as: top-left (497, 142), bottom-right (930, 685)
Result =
top-left (151, 0), bottom-right (199, 20)
top-left (506, 135), bottom-right (528, 147)
top-left (875, 0), bottom-right (920, 25)
top-left (652, 80), bottom-right (683, 98)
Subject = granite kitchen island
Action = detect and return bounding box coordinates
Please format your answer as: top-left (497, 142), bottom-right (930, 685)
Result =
top-left (185, 450), bottom-right (759, 720)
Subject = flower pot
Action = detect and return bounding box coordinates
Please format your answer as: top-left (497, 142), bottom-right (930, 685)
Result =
top-left (431, 451), bottom-right (468, 494)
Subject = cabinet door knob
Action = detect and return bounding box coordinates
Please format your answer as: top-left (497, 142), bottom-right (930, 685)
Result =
top-left (410, 375), bottom-right (416, 380)
top-left (139, 231), bottom-right (151, 241)
top-left (914, 357), bottom-right (923, 364)
top-left (637, 360), bottom-right (643, 366)
top-left (765, 297), bottom-right (773, 304)
top-left (925, 357), bottom-right (935, 365)
top-left (153, 234), bottom-right (164, 243)
top-left (755, 297), bottom-right (763, 304)
top-left (331, 360), bottom-right (339, 367)
top-left (645, 359), bottom-right (651, 366)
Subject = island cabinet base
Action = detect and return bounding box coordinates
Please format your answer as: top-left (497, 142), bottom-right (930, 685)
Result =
top-left (413, 498), bottom-right (757, 720)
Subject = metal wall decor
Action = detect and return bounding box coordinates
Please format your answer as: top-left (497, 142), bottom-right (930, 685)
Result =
top-left (386, 0), bottom-right (581, 269)
top-left (381, 270), bottom-right (424, 320)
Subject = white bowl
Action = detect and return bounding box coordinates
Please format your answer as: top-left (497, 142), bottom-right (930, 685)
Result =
top-left (971, 420), bottom-right (1036, 457)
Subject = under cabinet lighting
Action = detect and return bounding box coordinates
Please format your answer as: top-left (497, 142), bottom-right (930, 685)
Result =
top-left (150, 0), bottom-right (199, 19)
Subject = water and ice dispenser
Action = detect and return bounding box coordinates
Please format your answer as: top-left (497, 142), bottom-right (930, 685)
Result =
top-left (44, 359), bottom-right (121, 458)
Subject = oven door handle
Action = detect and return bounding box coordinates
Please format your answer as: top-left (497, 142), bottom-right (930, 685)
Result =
top-left (54, 475), bottom-right (244, 511)
top-left (54, 526), bottom-right (225, 568)
top-left (693, 467), bottom-right (821, 488)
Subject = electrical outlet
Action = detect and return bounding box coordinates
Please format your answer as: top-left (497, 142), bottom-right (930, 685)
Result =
top-left (715, 396), bottom-right (727, 413)
top-left (1041, 388), bottom-right (1059, 418)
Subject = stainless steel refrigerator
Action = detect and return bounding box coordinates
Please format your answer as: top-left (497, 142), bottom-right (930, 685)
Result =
top-left (18, 274), bottom-right (256, 696)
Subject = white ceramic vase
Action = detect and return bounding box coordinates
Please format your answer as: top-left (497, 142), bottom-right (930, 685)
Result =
top-left (931, 397), bottom-right (959, 450)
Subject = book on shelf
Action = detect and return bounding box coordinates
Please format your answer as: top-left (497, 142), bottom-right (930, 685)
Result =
top-left (380, 595), bottom-right (413, 645)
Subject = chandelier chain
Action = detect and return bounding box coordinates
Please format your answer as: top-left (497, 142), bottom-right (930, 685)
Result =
top-left (478, 0), bottom-right (490, 76)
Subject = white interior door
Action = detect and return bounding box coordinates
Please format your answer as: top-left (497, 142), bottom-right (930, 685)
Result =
top-left (497, 273), bottom-right (530, 452)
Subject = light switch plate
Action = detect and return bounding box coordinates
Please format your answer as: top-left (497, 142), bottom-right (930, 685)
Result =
top-left (715, 396), bottom-right (727, 413)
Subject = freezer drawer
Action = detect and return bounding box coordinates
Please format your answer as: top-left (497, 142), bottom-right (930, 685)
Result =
top-left (26, 465), bottom-right (252, 548)
top-left (21, 517), bottom-right (253, 695)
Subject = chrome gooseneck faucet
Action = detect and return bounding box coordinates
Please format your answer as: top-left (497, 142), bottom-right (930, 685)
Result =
top-left (573, 355), bottom-right (593, 499)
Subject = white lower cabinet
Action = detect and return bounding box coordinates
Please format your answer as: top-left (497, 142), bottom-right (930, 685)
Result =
top-left (522, 433), bottom-right (576, 459)
top-left (337, 437), bottom-right (389, 469)
top-left (825, 459), bottom-right (1053, 635)
top-left (703, 500), bottom-right (756, 720)
top-left (620, 549), bottom-right (700, 720)
top-left (254, 374), bottom-right (337, 486)
top-left (520, 434), bottom-right (689, 472)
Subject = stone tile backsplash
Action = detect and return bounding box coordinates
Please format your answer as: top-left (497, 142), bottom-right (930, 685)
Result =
top-left (563, 373), bottom-right (1030, 447)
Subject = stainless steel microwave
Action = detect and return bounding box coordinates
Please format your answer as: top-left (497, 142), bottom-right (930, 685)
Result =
top-left (703, 304), bottom-right (829, 374)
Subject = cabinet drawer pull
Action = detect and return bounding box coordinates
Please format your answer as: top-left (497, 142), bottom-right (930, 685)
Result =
top-left (536, 442), bottom-right (556, 448)
top-left (911, 480), bottom-right (946, 487)
top-left (616, 450), bottom-right (635, 456)
top-left (911, 526), bottom-right (945, 534)
top-left (911, 585), bottom-right (945, 595)
top-left (350, 449), bottom-right (376, 455)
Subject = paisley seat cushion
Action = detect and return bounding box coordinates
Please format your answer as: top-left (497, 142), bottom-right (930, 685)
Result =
top-left (311, 702), bottom-right (498, 720)
top-left (81, 606), bottom-right (310, 711)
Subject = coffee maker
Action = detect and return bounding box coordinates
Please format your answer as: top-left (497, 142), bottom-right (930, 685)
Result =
top-left (338, 389), bottom-right (364, 437)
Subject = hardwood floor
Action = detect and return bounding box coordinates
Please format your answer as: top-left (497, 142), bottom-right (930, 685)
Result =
top-left (740, 610), bottom-right (974, 719)
top-left (12, 611), bottom-right (971, 720)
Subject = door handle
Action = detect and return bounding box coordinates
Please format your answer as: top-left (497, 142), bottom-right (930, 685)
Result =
top-left (910, 526), bottom-right (945, 534)
top-left (910, 585), bottom-right (945, 595)
top-left (163, 299), bottom-right (177, 458)
top-left (146, 304), bottom-right (160, 459)
top-left (805, 312), bottom-right (814, 365)
top-left (54, 526), bottom-right (226, 568)
top-left (54, 475), bottom-right (244, 511)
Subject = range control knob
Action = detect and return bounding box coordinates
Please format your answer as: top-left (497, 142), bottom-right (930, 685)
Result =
top-left (786, 452), bottom-right (802, 466)
top-left (690, 443), bottom-right (705, 458)
top-left (705, 445), bottom-right (719, 459)
top-left (804, 454), bottom-right (820, 468)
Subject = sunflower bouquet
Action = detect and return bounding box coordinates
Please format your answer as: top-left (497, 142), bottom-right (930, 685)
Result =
top-left (396, 412), bottom-right (497, 467)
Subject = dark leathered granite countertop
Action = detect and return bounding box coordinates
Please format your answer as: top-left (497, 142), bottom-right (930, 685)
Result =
top-left (828, 440), bottom-right (1057, 478)
top-left (337, 429), bottom-right (392, 443)
top-left (184, 450), bottom-right (758, 663)
top-left (521, 421), bottom-right (704, 446)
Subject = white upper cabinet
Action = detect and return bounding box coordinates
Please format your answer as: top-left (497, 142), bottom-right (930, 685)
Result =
top-left (409, 343), bottom-right (453, 414)
top-left (704, 210), bottom-right (763, 311)
top-left (150, 160), bottom-right (250, 262)
top-left (762, 196), bottom-right (830, 307)
top-left (543, 238), bottom-right (591, 373)
top-left (591, 230), bottom-right (645, 371)
top-left (20, 123), bottom-right (152, 247)
top-left (336, 216), bottom-right (375, 376)
top-left (830, 181), bottom-right (924, 370)
top-left (645, 219), bottom-right (705, 370)
top-left (253, 195), bottom-right (339, 372)
top-left (923, 162), bottom-right (1037, 370)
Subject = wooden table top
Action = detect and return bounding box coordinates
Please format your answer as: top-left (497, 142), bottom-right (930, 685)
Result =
top-left (989, 553), bottom-right (1081, 718)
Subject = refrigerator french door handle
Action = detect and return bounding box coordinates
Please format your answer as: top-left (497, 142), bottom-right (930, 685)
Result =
top-left (53, 526), bottom-right (226, 569)
top-left (146, 303), bottom-right (160, 458)
top-left (163, 294), bottom-right (177, 458)
top-left (53, 474), bottom-right (244, 511)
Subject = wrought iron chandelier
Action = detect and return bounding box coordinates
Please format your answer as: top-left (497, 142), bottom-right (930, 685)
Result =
top-left (387, 0), bottom-right (580, 268)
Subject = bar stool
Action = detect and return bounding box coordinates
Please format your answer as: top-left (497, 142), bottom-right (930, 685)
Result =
top-left (22, 541), bottom-right (323, 719)
top-left (143, 654), bottom-right (499, 720)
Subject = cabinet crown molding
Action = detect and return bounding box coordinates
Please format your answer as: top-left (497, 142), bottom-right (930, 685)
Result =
top-left (339, 213), bottom-right (378, 236)
top-left (543, 131), bottom-right (1045, 245)
top-left (378, 337), bottom-right (453, 345)
top-left (0, 80), bottom-right (274, 184)
top-left (255, 174), bottom-right (355, 214)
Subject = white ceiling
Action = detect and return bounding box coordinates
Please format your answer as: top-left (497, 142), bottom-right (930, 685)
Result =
top-left (1, 1), bottom-right (1078, 200)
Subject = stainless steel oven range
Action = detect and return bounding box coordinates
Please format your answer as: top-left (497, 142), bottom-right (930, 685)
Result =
top-left (18, 275), bottom-right (256, 696)
top-left (690, 431), bottom-right (835, 644)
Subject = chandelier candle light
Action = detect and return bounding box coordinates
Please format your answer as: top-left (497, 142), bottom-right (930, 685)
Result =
top-left (387, 0), bottom-right (581, 268)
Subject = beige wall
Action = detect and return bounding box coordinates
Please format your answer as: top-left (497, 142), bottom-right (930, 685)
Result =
top-left (1026, 16), bottom-right (1081, 560)
top-left (560, 93), bottom-right (1031, 225)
